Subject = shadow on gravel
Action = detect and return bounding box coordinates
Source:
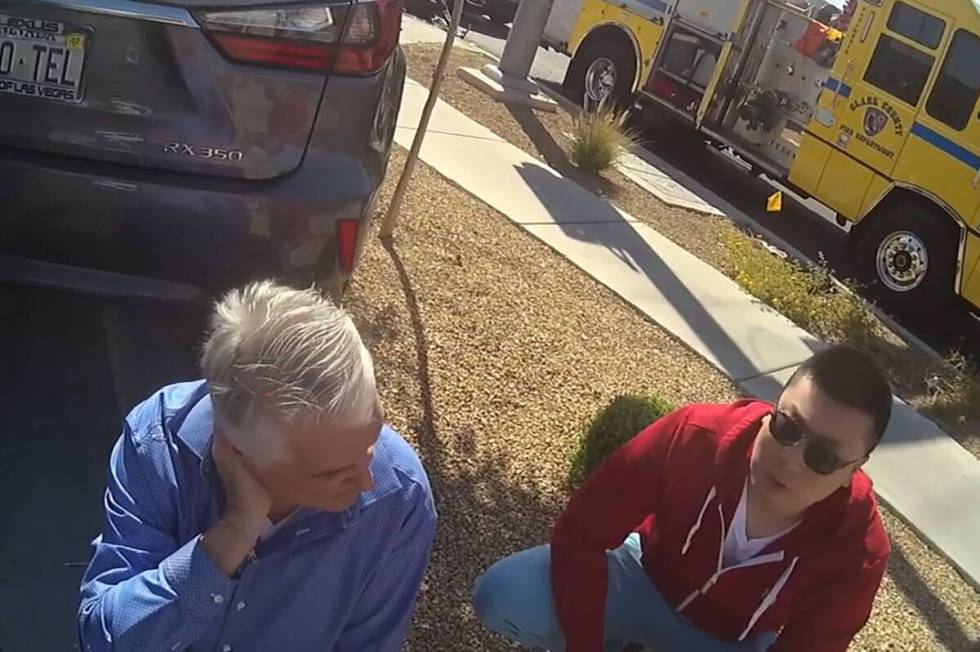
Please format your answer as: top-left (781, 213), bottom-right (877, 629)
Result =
top-left (378, 239), bottom-right (560, 650)
top-left (887, 539), bottom-right (976, 652)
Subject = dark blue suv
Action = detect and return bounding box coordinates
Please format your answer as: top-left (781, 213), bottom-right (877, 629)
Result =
top-left (0, 0), bottom-right (406, 301)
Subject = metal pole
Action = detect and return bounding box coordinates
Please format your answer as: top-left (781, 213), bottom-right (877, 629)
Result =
top-left (461, 0), bottom-right (557, 110)
top-left (379, 0), bottom-right (466, 240)
top-left (497, 0), bottom-right (554, 80)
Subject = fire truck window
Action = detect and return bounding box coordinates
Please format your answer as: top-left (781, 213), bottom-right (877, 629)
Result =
top-left (887, 2), bottom-right (945, 49)
top-left (864, 34), bottom-right (934, 106)
top-left (926, 30), bottom-right (980, 131)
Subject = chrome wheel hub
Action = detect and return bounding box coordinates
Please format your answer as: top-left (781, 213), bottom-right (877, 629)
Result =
top-left (584, 57), bottom-right (617, 104)
top-left (876, 230), bottom-right (929, 292)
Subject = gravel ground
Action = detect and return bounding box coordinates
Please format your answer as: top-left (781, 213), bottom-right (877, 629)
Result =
top-left (401, 42), bottom-right (980, 460)
top-left (347, 146), bottom-right (980, 650)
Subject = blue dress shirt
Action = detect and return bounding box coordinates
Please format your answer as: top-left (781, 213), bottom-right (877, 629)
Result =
top-left (78, 381), bottom-right (437, 651)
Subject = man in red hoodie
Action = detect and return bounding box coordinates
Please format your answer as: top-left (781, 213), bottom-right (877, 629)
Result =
top-left (473, 344), bottom-right (893, 651)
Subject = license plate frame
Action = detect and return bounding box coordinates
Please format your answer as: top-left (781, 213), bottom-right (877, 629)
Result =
top-left (0, 14), bottom-right (91, 104)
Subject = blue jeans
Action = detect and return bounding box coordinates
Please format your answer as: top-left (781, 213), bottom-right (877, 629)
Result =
top-left (472, 534), bottom-right (776, 652)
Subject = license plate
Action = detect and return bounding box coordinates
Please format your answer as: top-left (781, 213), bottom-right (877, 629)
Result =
top-left (0, 14), bottom-right (88, 103)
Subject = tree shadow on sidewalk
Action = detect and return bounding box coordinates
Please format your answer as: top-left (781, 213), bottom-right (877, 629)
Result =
top-left (512, 159), bottom-right (808, 401)
top-left (505, 104), bottom-right (622, 200)
top-left (374, 238), bottom-right (562, 650)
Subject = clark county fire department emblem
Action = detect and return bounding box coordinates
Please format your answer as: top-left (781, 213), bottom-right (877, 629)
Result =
top-left (864, 107), bottom-right (888, 137)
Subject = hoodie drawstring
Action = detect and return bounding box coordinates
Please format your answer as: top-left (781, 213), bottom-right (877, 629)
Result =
top-left (676, 485), bottom-right (797, 634)
top-left (681, 486), bottom-right (717, 556)
top-left (737, 556), bottom-right (800, 641)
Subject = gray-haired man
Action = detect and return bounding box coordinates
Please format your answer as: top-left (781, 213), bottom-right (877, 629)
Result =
top-left (78, 281), bottom-right (437, 651)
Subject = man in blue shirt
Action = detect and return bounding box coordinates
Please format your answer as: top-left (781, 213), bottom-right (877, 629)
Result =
top-left (78, 281), bottom-right (437, 651)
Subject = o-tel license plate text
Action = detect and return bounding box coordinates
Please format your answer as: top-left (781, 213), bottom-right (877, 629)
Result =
top-left (0, 14), bottom-right (86, 103)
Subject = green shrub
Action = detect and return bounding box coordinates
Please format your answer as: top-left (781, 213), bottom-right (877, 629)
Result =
top-left (570, 105), bottom-right (640, 175)
top-left (568, 394), bottom-right (674, 488)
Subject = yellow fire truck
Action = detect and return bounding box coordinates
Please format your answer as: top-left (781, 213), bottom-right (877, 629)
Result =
top-left (543, 0), bottom-right (980, 317)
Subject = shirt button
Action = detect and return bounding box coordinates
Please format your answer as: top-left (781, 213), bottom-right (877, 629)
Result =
top-left (222, 645), bottom-right (232, 652)
top-left (236, 601), bottom-right (246, 611)
top-left (211, 594), bottom-right (225, 604)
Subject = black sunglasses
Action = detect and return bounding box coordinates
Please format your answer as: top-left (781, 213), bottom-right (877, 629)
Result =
top-left (769, 410), bottom-right (864, 476)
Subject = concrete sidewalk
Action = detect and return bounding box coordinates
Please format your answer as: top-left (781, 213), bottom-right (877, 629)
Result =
top-left (392, 72), bottom-right (980, 590)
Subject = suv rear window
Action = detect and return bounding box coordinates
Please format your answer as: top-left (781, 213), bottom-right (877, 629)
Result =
top-left (926, 30), bottom-right (980, 131)
top-left (864, 34), bottom-right (934, 106)
top-left (887, 1), bottom-right (945, 49)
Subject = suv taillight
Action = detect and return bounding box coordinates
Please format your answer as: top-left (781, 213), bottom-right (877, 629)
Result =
top-left (336, 219), bottom-right (360, 274)
top-left (197, 1), bottom-right (402, 75)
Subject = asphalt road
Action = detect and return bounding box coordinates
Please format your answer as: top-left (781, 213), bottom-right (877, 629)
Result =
top-left (460, 15), bottom-right (569, 84)
top-left (0, 287), bottom-right (205, 651)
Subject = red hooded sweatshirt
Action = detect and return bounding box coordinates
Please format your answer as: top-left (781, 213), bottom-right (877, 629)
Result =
top-left (551, 400), bottom-right (890, 652)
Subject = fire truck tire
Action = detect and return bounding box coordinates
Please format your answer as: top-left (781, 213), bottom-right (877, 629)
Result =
top-left (853, 203), bottom-right (960, 319)
top-left (564, 38), bottom-right (636, 110)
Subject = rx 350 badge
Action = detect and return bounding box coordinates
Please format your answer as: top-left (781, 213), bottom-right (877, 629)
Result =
top-left (163, 142), bottom-right (244, 162)
top-left (863, 107), bottom-right (888, 137)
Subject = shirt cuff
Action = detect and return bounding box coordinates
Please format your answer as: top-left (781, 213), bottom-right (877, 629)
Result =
top-left (160, 534), bottom-right (238, 617)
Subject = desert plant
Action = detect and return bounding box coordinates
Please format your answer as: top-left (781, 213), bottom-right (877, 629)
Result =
top-left (723, 231), bottom-right (980, 434)
top-left (568, 393), bottom-right (674, 488)
top-left (924, 350), bottom-right (980, 426)
top-left (570, 105), bottom-right (640, 175)
top-left (722, 232), bottom-right (876, 344)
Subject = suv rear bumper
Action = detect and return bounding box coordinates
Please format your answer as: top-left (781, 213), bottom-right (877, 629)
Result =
top-left (0, 49), bottom-right (406, 299)
top-left (0, 253), bottom-right (207, 302)
top-left (0, 147), bottom-right (376, 297)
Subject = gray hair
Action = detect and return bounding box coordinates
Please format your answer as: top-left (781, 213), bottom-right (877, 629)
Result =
top-left (201, 281), bottom-right (377, 458)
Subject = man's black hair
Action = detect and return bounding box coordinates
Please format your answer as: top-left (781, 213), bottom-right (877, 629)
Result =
top-left (786, 344), bottom-right (893, 452)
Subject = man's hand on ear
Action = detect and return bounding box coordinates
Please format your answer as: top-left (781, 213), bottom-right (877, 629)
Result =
top-left (202, 431), bottom-right (273, 576)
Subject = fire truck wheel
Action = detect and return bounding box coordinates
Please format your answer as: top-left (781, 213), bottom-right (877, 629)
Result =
top-left (564, 38), bottom-right (636, 110)
top-left (853, 203), bottom-right (960, 320)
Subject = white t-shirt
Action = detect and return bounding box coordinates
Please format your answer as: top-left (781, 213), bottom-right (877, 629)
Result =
top-left (258, 510), bottom-right (299, 542)
top-left (722, 483), bottom-right (798, 568)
